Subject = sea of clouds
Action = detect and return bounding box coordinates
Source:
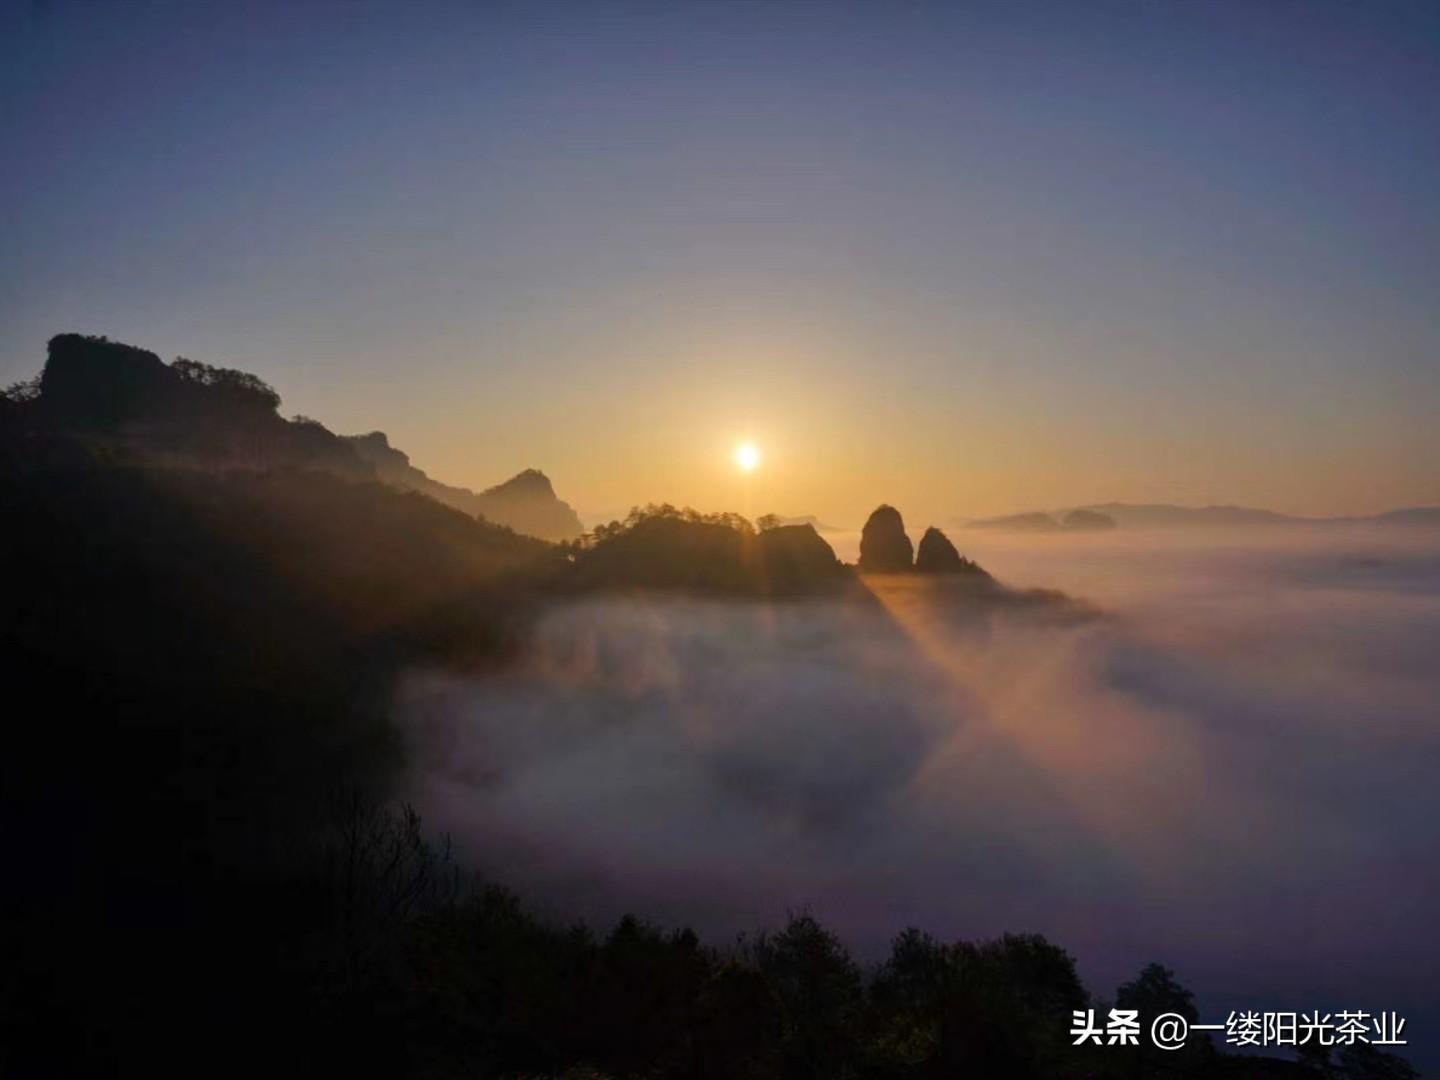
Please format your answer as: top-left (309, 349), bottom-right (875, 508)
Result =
top-left (398, 525), bottom-right (1440, 1062)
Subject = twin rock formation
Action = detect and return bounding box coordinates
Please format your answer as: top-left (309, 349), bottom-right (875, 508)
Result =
top-left (859, 504), bottom-right (986, 576)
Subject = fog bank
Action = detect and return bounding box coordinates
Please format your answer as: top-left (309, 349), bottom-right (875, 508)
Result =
top-left (399, 525), bottom-right (1440, 1060)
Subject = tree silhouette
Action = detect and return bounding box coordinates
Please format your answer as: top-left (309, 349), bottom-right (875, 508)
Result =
top-left (750, 913), bottom-right (865, 1079)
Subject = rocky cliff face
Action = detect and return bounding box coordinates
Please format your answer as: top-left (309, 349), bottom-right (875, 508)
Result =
top-left (858, 504), bottom-right (914, 572)
top-left (915, 526), bottom-right (990, 577)
top-left (33, 334), bottom-right (369, 477)
top-left (39, 335), bottom-right (173, 426)
top-left (915, 526), bottom-right (963, 572)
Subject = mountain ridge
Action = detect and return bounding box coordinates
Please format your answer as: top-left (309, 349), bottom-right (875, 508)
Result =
top-left (11, 334), bottom-right (583, 542)
top-left (346, 432), bottom-right (583, 541)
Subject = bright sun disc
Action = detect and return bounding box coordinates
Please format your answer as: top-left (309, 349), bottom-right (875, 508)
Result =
top-left (734, 442), bottom-right (761, 472)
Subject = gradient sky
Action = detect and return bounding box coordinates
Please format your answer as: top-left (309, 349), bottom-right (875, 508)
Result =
top-left (3, 1), bottom-right (1438, 524)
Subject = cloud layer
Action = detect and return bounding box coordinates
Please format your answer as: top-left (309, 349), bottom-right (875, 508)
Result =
top-left (398, 526), bottom-right (1440, 1061)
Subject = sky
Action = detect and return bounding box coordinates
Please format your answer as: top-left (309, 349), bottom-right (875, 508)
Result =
top-left (3, 0), bottom-right (1438, 524)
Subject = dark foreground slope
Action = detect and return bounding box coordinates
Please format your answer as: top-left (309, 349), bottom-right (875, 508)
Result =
top-left (2, 338), bottom-right (564, 1074)
top-left (0, 449), bottom-right (561, 1076)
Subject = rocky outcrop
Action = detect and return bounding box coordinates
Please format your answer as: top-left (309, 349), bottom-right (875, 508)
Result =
top-left (473, 469), bottom-right (584, 542)
top-left (915, 527), bottom-right (962, 572)
top-left (34, 334), bottom-right (368, 477)
top-left (39, 335), bottom-right (173, 426)
top-left (858, 504), bottom-right (913, 572)
top-left (915, 526), bottom-right (991, 577)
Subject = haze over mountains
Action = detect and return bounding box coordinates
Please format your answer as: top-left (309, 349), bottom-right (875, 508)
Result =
top-left (966, 501), bottom-right (1440, 532)
top-left (969, 509), bottom-right (1119, 534)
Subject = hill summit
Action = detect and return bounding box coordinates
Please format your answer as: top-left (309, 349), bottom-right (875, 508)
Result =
top-left (859, 504), bottom-right (914, 572)
top-left (474, 469), bottom-right (584, 541)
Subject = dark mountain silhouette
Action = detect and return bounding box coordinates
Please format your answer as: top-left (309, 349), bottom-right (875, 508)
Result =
top-left (915, 526), bottom-right (990, 576)
top-left (20, 334), bottom-right (583, 541)
top-left (859, 504), bottom-right (914, 571)
top-left (571, 505), bottom-right (846, 595)
top-left (756, 522), bottom-right (847, 590)
top-left (563, 507), bottom-right (1084, 624)
top-left (347, 432), bottom-right (583, 541)
top-left (33, 333), bottom-right (370, 477)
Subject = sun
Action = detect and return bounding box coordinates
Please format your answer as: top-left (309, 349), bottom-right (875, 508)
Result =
top-left (734, 441), bottom-right (762, 473)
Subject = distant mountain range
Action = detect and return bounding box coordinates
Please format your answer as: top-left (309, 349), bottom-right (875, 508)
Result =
top-left (969, 509), bottom-right (1117, 533)
top-left (965, 502), bottom-right (1440, 531)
